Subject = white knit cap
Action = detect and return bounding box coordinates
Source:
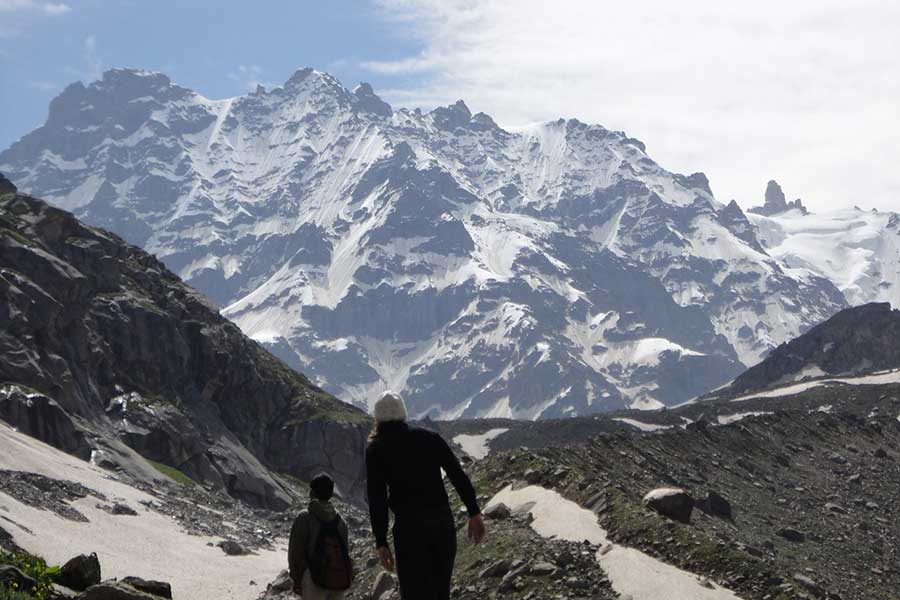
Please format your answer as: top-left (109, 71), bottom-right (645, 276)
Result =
top-left (373, 391), bottom-right (407, 422)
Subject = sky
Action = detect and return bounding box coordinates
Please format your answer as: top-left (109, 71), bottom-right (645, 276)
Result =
top-left (1, 0), bottom-right (898, 212)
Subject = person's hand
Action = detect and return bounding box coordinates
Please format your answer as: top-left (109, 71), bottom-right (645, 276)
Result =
top-left (377, 545), bottom-right (395, 572)
top-left (467, 513), bottom-right (486, 544)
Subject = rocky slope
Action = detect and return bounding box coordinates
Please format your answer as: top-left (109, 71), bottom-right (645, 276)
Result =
top-left (716, 303), bottom-right (900, 397)
top-left (0, 68), bottom-right (855, 417)
top-left (0, 185), bottom-right (368, 508)
top-left (429, 376), bottom-right (900, 600)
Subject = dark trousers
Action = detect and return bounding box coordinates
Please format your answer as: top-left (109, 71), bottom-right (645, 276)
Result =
top-left (393, 508), bottom-right (457, 600)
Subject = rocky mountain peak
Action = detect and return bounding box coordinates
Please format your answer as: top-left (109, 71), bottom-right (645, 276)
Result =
top-left (431, 99), bottom-right (473, 130)
top-left (673, 172), bottom-right (713, 197)
top-left (748, 180), bottom-right (808, 216)
top-left (353, 82), bottom-right (392, 117)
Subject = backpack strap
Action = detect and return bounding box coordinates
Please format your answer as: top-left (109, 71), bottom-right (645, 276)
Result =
top-left (305, 512), bottom-right (322, 560)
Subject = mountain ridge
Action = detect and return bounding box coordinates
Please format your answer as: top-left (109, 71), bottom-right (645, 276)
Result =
top-left (0, 67), bottom-right (873, 418)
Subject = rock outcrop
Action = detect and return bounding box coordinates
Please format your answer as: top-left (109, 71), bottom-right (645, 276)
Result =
top-left (748, 180), bottom-right (808, 216)
top-left (0, 192), bottom-right (369, 507)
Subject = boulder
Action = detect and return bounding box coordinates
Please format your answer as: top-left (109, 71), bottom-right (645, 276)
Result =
top-left (0, 564), bottom-right (38, 594)
top-left (696, 491), bottom-right (733, 521)
top-left (777, 528), bottom-right (806, 543)
top-left (119, 576), bottom-right (172, 599)
top-left (0, 524), bottom-right (24, 553)
top-left (111, 503), bottom-right (138, 516)
top-left (80, 581), bottom-right (162, 600)
top-left (642, 488), bottom-right (694, 523)
top-left (217, 540), bottom-right (248, 556)
top-left (524, 469), bottom-right (543, 485)
top-left (483, 503), bottom-right (511, 520)
top-left (56, 553), bottom-right (102, 591)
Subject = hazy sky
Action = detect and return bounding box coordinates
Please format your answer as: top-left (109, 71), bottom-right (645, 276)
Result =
top-left (2, 0), bottom-right (898, 212)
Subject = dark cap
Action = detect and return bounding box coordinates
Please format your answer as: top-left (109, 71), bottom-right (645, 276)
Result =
top-left (310, 473), bottom-right (334, 501)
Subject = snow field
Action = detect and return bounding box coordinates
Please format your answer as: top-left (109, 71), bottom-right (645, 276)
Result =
top-left (453, 428), bottom-right (510, 460)
top-left (488, 484), bottom-right (743, 600)
top-left (0, 424), bottom-right (286, 600)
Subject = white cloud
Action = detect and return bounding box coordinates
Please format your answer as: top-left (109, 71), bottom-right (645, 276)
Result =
top-left (83, 34), bottom-right (102, 82)
top-left (0, 0), bottom-right (70, 15)
top-left (368, 0), bottom-right (900, 212)
top-left (42, 2), bottom-right (69, 15)
top-left (29, 80), bottom-right (58, 91)
top-left (227, 64), bottom-right (276, 92)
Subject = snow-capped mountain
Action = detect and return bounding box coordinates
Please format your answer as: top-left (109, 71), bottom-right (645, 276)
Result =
top-left (748, 200), bottom-right (900, 309)
top-left (0, 68), bottom-right (851, 418)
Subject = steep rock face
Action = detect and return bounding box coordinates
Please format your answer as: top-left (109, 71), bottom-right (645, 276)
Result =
top-left (0, 192), bottom-right (367, 507)
top-left (748, 180), bottom-right (808, 216)
top-left (724, 302), bottom-right (900, 395)
top-left (0, 69), bottom-right (850, 416)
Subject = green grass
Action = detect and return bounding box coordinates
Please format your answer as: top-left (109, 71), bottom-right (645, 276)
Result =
top-left (0, 586), bottom-right (32, 600)
top-left (146, 459), bottom-right (196, 487)
top-left (0, 549), bottom-right (60, 600)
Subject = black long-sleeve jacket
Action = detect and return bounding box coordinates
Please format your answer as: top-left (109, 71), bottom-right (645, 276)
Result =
top-left (366, 423), bottom-right (480, 548)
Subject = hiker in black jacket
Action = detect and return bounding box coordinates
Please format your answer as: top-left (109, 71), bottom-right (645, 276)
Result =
top-left (289, 473), bottom-right (353, 599)
top-left (366, 392), bottom-right (486, 600)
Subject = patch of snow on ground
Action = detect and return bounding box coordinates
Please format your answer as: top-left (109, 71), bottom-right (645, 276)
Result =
top-left (612, 418), bottom-right (672, 433)
top-left (487, 484), bottom-right (743, 600)
top-left (716, 412), bottom-right (772, 425)
top-left (0, 424), bottom-right (285, 600)
top-left (453, 428), bottom-right (509, 460)
top-left (729, 369), bottom-right (900, 403)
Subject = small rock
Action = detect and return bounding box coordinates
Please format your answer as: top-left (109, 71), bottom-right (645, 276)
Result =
top-left (696, 491), bottom-right (733, 521)
top-left (825, 503), bottom-right (847, 515)
top-left (777, 528), bottom-right (806, 543)
top-left (524, 469), bottom-right (543, 485)
top-left (371, 571), bottom-right (397, 599)
top-left (120, 576), bottom-right (172, 599)
top-left (529, 561), bottom-right (557, 576)
top-left (81, 581), bottom-right (161, 599)
top-left (794, 573), bottom-right (824, 597)
top-left (479, 559), bottom-right (511, 578)
top-left (217, 540), bottom-right (248, 556)
top-left (265, 570), bottom-right (293, 593)
top-left (483, 503), bottom-right (511, 520)
top-left (111, 503), bottom-right (138, 516)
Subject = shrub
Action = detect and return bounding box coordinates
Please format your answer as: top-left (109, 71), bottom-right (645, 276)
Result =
top-left (0, 550), bottom-right (60, 599)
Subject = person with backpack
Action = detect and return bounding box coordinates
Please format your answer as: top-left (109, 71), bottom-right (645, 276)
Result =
top-left (366, 392), bottom-right (486, 600)
top-left (288, 473), bottom-right (354, 599)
